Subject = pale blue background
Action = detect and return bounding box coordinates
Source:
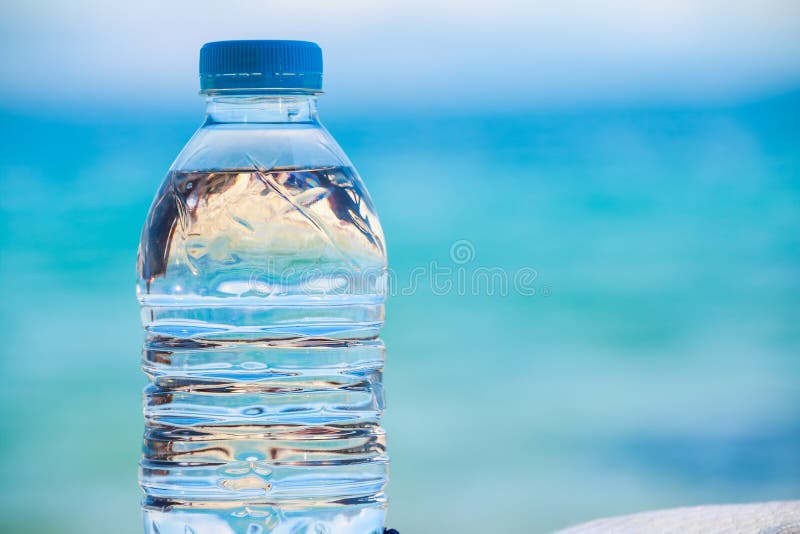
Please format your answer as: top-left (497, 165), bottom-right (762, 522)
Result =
top-left (0, 1), bottom-right (798, 532)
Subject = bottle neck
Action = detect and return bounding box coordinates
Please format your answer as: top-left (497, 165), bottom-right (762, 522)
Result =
top-left (204, 93), bottom-right (319, 124)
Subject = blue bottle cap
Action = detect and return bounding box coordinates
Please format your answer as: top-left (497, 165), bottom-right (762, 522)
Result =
top-left (199, 40), bottom-right (323, 93)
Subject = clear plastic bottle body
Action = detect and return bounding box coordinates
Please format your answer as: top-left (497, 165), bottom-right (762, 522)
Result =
top-left (137, 94), bottom-right (388, 534)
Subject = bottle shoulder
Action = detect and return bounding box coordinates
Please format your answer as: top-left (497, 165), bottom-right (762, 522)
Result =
top-left (137, 122), bottom-right (387, 301)
top-left (171, 121), bottom-right (353, 172)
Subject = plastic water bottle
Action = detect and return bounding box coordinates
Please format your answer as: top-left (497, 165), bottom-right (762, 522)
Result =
top-left (137, 40), bottom-right (388, 534)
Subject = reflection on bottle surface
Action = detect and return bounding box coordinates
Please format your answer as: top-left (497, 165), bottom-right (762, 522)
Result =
top-left (138, 167), bottom-right (389, 534)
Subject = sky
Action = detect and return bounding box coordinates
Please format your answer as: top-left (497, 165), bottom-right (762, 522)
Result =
top-left (1, 0), bottom-right (799, 114)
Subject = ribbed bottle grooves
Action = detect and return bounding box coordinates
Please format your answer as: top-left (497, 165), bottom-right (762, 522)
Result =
top-left (141, 301), bottom-right (384, 341)
top-left (140, 332), bottom-right (387, 508)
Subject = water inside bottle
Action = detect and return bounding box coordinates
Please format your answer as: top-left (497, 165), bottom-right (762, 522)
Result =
top-left (138, 166), bottom-right (388, 534)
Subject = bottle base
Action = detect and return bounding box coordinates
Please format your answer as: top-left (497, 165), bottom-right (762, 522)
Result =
top-left (142, 497), bottom-right (386, 534)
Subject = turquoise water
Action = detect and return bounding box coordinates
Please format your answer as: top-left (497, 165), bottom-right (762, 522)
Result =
top-left (0, 92), bottom-right (798, 533)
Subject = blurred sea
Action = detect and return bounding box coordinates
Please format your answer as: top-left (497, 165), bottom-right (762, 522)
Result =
top-left (0, 91), bottom-right (798, 533)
